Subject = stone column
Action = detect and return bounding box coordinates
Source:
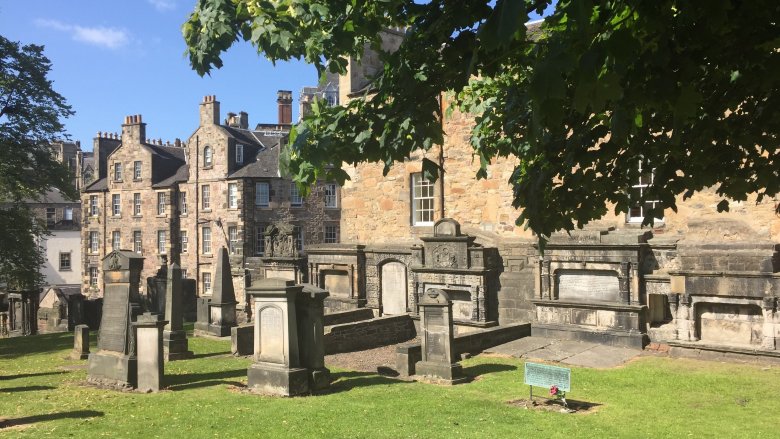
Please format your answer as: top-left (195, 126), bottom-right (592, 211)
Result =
top-left (208, 247), bottom-right (238, 337)
top-left (70, 324), bottom-right (90, 360)
top-left (477, 285), bottom-right (486, 322)
top-left (133, 313), bottom-right (167, 392)
top-left (163, 263), bottom-right (193, 360)
top-left (540, 259), bottom-right (551, 299)
top-left (470, 286), bottom-right (479, 322)
top-left (415, 289), bottom-right (467, 385)
top-left (762, 297), bottom-right (776, 350)
top-left (667, 293), bottom-right (679, 340)
top-left (619, 262), bottom-right (631, 304)
top-left (677, 294), bottom-right (696, 342)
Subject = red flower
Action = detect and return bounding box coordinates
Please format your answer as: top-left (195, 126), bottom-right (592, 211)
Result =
top-left (550, 385), bottom-right (559, 396)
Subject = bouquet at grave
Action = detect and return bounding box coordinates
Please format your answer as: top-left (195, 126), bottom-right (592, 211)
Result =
top-left (549, 385), bottom-right (567, 406)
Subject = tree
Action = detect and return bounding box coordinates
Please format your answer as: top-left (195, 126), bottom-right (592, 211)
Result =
top-left (183, 0), bottom-right (780, 246)
top-left (0, 35), bottom-right (76, 288)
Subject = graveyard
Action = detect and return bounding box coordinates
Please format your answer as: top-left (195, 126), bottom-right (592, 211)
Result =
top-left (2, 330), bottom-right (780, 437)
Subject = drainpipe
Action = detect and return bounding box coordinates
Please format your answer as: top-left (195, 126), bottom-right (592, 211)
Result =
top-left (195, 135), bottom-right (200, 292)
top-left (438, 93), bottom-right (445, 220)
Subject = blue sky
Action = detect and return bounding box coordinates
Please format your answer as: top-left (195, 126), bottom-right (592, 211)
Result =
top-left (0, 0), bottom-right (318, 150)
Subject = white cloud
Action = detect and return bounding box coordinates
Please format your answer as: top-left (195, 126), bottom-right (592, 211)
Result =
top-left (147, 0), bottom-right (177, 11)
top-left (34, 19), bottom-right (130, 50)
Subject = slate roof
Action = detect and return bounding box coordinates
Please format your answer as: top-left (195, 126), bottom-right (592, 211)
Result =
top-left (229, 141), bottom-right (283, 179)
top-left (25, 188), bottom-right (79, 204)
top-left (83, 177), bottom-right (107, 192)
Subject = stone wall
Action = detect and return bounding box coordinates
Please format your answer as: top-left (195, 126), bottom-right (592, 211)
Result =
top-left (495, 240), bottom-right (536, 325)
top-left (324, 314), bottom-right (416, 354)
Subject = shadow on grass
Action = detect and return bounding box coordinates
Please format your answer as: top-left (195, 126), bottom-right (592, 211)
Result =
top-left (0, 333), bottom-right (73, 359)
top-left (0, 410), bottom-right (104, 428)
top-left (190, 351), bottom-right (232, 359)
top-left (462, 362), bottom-right (517, 378)
top-left (328, 371), bottom-right (409, 392)
top-left (0, 371), bottom-right (68, 381)
top-left (0, 385), bottom-right (56, 393)
top-left (167, 380), bottom-right (245, 391)
top-left (166, 368), bottom-right (247, 390)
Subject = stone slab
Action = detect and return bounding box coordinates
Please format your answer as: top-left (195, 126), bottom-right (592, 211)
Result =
top-left (484, 336), bottom-right (553, 357)
top-left (247, 363), bottom-right (309, 396)
top-left (524, 340), bottom-right (595, 362)
top-left (561, 344), bottom-right (640, 368)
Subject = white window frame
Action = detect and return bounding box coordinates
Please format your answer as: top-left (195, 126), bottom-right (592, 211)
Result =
top-left (90, 195), bottom-right (98, 216)
top-left (46, 207), bottom-right (56, 225)
top-left (133, 161), bottom-right (142, 180)
top-left (59, 252), bottom-right (71, 271)
top-left (157, 192), bottom-right (167, 215)
top-left (290, 183), bottom-right (303, 207)
top-left (89, 231), bottom-right (99, 254)
top-left (89, 267), bottom-right (99, 286)
top-left (112, 230), bottom-right (121, 250)
top-left (133, 193), bottom-right (141, 216)
top-left (256, 224), bottom-right (265, 256)
top-left (627, 161), bottom-right (665, 224)
top-left (180, 230), bottom-right (188, 253)
top-left (202, 272), bottom-right (212, 294)
top-left (157, 230), bottom-right (167, 255)
top-left (133, 231), bottom-right (142, 254)
top-left (113, 162), bottom-right (122, 182)
top-left (293, 225), bottom-right (304, 252)
top-left (64, 207), bottom-right (73, 221)
top-left (228, 226), bottom-right (238, 254)
top-left (228, 183), bottom-right (238, 209)
top-left (203, 146), bottom-right (213, 167)
top-left (324, 224), bottom-right (339, 243)
top-left (180, 192), bottom-right (187, 215)
top-left (236, 144), bottom-right (244, 164)
top-left (324, 183), bottom-right (338, 208)
top-left (411, 173), bottom-right (434, 226)
top-left (202, 185), bottom-right (210, 210)
top-left (112, 194), bottom-right (121, 217)
top-left (202, 226), bottom-right (212, 254)
top-left (255, 182), bottom-right (269, 207)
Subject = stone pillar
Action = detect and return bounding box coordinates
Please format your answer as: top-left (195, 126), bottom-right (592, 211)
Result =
top-left (70, 325), bottom-right (90, 360)
top-left (246, 278), bottom-right (309, 396)
top-left (619, 262), bottom-right (631, 304)
top-left (677, 294), bottom-right (696, 342)
top-left (477, 285), bottom-right (486, 323)
top-left (134, 313), bottom-right (167, 392)
top-left (297, 285), bottom-right (330, 391)
top-left (470, 286), bottom-right (479, 322)
top-left (762, 297), bottom-right (776, 350)
top-left (415, 289), bottom-right (467, 384)
top-left (667, 293), bottom-right (679, 340)
top-left (163, 263), bottom-right (193, 360)
top-left (208, 247), bottom-right (238, 337)
top-left (540, 259), bottom-right (551, 299)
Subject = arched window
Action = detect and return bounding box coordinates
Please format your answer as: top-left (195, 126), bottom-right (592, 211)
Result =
top-left (203, 146), bottom-right (213, 167)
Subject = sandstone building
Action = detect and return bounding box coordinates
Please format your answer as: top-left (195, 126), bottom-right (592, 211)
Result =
top-left (81, 93), bottom-right (341, 305)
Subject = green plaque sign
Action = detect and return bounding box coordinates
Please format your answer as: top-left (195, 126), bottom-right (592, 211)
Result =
top-left (524, 362), bottom-right (571, 391)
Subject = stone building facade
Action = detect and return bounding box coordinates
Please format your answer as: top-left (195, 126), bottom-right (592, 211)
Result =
top-left (81, 94), bottom-right (341, 307)
top-left (307, 29), bottom-right (780, 356)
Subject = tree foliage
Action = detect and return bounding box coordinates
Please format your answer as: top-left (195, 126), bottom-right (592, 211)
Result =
top-left (183, 0), bottom-right (780, 243)
top-left (0, 35), bottom-right (76, 288)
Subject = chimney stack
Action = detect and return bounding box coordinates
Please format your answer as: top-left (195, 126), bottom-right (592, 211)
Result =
top-left (226, 112), bottom-right (237, 127)
top-left (277, 90), bottom-right (292, 125)
top-left (200, 95), bottom-right (220, 126)
top-left (121, 114), bottom-right (146, 144)
top-left (238, 111), bottom-right (249, 130)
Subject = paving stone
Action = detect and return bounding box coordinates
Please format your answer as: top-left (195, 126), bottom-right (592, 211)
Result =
top-left (561, 345), bottom-right (640, 368)
top-left (485, 336), bottom-right (553, 357)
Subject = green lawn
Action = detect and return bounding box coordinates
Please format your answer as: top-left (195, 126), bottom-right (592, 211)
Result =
top-left (1, 331), bottom-right (779, 438)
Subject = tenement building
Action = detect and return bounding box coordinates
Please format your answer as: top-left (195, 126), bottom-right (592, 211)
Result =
top-left (81, 93), bottom-right (341, 307)
top-left (305, 29), bottom-right (780, 359)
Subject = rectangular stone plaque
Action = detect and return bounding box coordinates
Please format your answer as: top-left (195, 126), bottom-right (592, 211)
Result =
top-left (106, 271), bottom-right (129, 283)
top-left (524, 362), bottom-right (570, 391)
top-left (259, 306), bottom-right (285, 364)
top-left (97, 284), bottom-right (130, 353)
top-left (556, 269), bottom-right (620, 302)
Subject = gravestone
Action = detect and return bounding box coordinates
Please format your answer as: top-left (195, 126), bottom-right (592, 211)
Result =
top-left (163, 263), bottom-right (193, 360)
top-left (208, 247), bottom-right (238, 337)
top-left (415, 289), bottom-right (467, 384)
top-left (7, 290), bottom-right (38, 336)
top-left (231, 324), bottom-right (254, 356)
top-left (70, 324), bottom-right (90, 360)
top-left (147, 262), bottom-right (168, 315)
top-left (134, 312), bottom-right (167, 392)
top-left (246, 278), bottom-right (309, 396)
top-left (88, 250), bottom-right (144, 389)
top-left (194, 296), bottom-right (211, 333)
top-left (297, 284), bottom-right (331, 391)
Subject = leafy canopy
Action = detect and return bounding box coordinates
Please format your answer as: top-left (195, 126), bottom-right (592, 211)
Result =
top-left (0, 35), bottom-right (76, 288)
top-left (183, 0), bottom-right (780, 242)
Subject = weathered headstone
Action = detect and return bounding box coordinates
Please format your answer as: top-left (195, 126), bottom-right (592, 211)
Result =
top-left (415, 289), bottom-right (467, 384)
top-left (231, 324), bottom-right (254, 356)
top-left (246, 278), bottom-right (308, 396)
top-left (70, 324), bottom-right (90, 360)
top-left (208, 247), bottom-right (238, 337)
top-left (163, 262), bottom-right (193, 360)
top-left (194, 296), bottom-right (211, 333)
top-left (297, 284), bottom-right (331, 391)
top-left (88, 250), bottom-right (144, 389)
top-left (134, 312), bottom-right (167, 392)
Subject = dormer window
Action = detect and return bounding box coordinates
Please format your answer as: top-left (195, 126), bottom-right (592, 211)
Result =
top-left (236, 144), bottom-right (244, 164)
top-left (203, 146), bottom-right (213, 168)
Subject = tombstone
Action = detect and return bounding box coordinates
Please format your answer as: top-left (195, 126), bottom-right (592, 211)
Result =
top-left (87, 250), bottom-right (144, 389)
top-left (40, 286), bottom-right (84, 332)
top-left (163, 263), bottom-right (193, 360)
top-left (297, 284), bottom-right (330, 391)
top-left (231, 324), bottom-right (254, 356)
top-left (207, 247), bottom-right (238, 337)
top-left (70, 324), bottom-right (90, 360)
top-left (7, 290), bottom-right (38, 336)
top-left (381, 262), bottom-right (408, 315)
top-left (415, 289), bottom-right (467, 384)
top-left (146, 262), bottom-right (168, 315)
top-left (133, 312), bottom-right (167, 392)
top-left (246, 278), bottom-right (309, 396)
top-left (194, 296), bottom-right (211, 333)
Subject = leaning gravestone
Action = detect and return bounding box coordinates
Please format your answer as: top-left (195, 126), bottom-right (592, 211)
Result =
top-left (415, 289), bottom-right (467, 384)
top-left (246, 278), bottom-right (309, 396)
top-left (134, 312), bottom-right (167, 392)
top-left (208, 247), bottom-right (238, 337)
top-left (70, 324), bottom-right (90, 360)
top-left (163, 262), bottom-right (193, 360)
top-left (88, 250), bottom-right (144, 389)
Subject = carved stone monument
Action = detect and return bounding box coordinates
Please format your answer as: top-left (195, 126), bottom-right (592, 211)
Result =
top-left (253, 222), bottom-right (306, 283)
top-left (194, 296), bottom-right (211, 334)
top-left (133, 312), bottom-right (167, 392)
top-left (88, 250), bottom-right (144, 389)
top-left (246, 278), bottom-right (309, 396)
top-left (163, 262), bottom-right (193, 360)
top-left (415, 289), bottom-right (467, 384)
top-left (70, 324), bottom-right (90, 360)
top-left (208, 247), bottom-right (238, 337)
top-left (7, 290), bottom-right (38, 336)
top-left (297, 284), bottom-right (331, 391)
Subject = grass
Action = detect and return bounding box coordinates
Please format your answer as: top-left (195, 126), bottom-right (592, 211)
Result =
top-left (2, 331), bottom-right (780, 438)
